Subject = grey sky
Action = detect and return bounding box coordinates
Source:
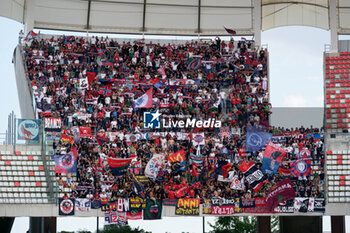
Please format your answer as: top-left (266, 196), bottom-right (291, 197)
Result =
top-left (0, 16), bottom-right (340, 233)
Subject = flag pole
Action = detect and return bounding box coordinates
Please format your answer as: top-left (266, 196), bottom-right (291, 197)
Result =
top-left (202, 216), bottom-right (205, 233)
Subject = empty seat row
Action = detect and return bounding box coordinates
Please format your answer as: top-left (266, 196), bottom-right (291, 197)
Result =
top-left (326, 79), bottom-right (350, 84)
top-left (0, 171), bottom-right (45, 176)
top-left (15, 151), bottom-right (41, 155)
top-left (326, 55), bottom-right (350, 60)
top-left (326, 75), bottom-right (350, 79)
top-left (326, 70), bottom-right (350, 74)
top-left (326, 65), bottom-right (350, 69)
top-left (0, 181), bottom-right (47, 187)
top-left (0, 176), bottom-right (46, 182)
top-left (0, 198), bottom-right (49, 204)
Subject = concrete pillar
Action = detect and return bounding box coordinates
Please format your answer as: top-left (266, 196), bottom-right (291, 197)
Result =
top-left (44, 217), bottom-right (57, 233)
top-left (280, 216), bottom-right (322, 233)
top-left (253, 0), bottom-right (262, 47)
top-left (0, 217), bottom-right (15, 233)
top-left (331, 216), bottom-right (345, 233)
top-left (258, 216), bottom-right (271, 233)
top-left (24, 0), bottom-right (36, 34)
top-left (30, 217), bottom-right (43, 233)
top-left (30, 217), bottom-right (57, 233)
top-left (329, 0), bottom-right (338, 52)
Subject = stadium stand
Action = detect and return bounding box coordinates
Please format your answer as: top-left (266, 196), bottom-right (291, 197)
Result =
top-left (15, 34), bottom-right (325, 213)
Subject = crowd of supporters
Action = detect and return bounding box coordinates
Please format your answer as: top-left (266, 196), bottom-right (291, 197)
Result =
top-left (22, 35), bottom-right (325, 202)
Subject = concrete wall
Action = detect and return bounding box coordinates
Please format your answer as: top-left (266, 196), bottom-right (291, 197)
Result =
top-left (13, 45), bottom-right (35, 119)
top-left (0, 204), bottom-right (326, 217)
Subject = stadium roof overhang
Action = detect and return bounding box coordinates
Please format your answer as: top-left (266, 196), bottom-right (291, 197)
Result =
top-left (0, 0), bottom-right (256, 36)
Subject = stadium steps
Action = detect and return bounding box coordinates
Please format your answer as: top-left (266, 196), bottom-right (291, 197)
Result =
top-left (0, 148), bottom-right (53, 204)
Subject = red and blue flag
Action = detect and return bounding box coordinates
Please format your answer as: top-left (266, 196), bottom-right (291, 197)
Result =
top-left (290, 159), bottom-right (312, 177)
top-left (54, 147), bottom-right (78, 173)
top-left (261, 142), bottom-right (286, 175)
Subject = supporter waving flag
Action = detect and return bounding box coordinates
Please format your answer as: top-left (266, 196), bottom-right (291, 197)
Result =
top-left (239, 160), bottom-right (267, 192)
top-left (132, 174), bottom-right (146, 199)
top-left (107, 157), bottom-right (133, 177)
top-left (168, 150), bottom-right (186, 172)
top-left (145, 154), bottom-right (165, 180)
top-left (223, 26), bottom-right (236, 35)
top-left (24, 30), bottom-right (38, 42)
top-left (187, 58), bottom-right (201, 70)
top-left (261, 142), bottom-right (286, 175)
top-left (246, 125), bottom-right (272, 152)
top-left (54, 147), bottom-right (78, 173)
top-left (157, 66), bottom-right (166, 77)
top-left (60, 134), bottom-right (74, 145)
top-left (133, 87), bottom-right (153, 108)
top-left (290, 159), bottom-right (312, 177)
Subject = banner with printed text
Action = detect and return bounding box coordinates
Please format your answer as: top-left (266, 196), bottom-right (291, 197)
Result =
top-left (175, 198), bottom-right (200, 216)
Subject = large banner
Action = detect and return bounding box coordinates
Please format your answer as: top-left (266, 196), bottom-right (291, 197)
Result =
top-left (175, 198), bottom-right (200, 216)
top-left (143, 199), bottom-right (162, 220)
top-left (129, 198), bottom-right (147, 211)
top-left (243, 198), bottom-right (270, 213)
top-left (145, 154), bottom-right (165, 180)
top-left (44, 117), bottom-right (62, 132)
top-left (104, 210), bottom-right (128, 225)
top-left (314, 198), bottom-right (326, 212)
top-left (75, 198), bottom-right (91, 212)
top-left (294, 198), bottom-right (314, 213)
top-left (54, 147), bottom-right (78, 173)
top-left (58, 198), bottom-right (75, 216)
top-left (265, 179), bottom-right (295, 211)
top-left (202, 199), bottom-right (212, 214)
top-left (17, 119), bottom-right (41, 143)
top-left (168, 150), bottom-right (186, 172)
top-left (246, 125), bottom-right (272, 152)
top-left (239, 161), bottom-right (266, 192)
top-left (261, 142), bottom-right (286, 175)
top-left (211, 198), bottom-right (236, 215)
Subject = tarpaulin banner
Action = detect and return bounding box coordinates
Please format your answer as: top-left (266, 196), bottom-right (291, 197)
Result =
top-left (211, 198), bottom-right (236, 206)
top-left (274, 200), bottom-right (294, 213)
top-left (129, 198), bottom-right (147, 211)
top-left (294, 198), bottom-right (314, 213)
top-left (211, 205), bottom-right (235, 215)
top-left (101, 201), bottom-right (117, 212)
top-left (91, 199), bottom-right (101, 209)
top-left (143, 199), bottom-right (162, 220)
top-left (75, 198), bottom-right (91, 212)
top-left (243, 198), bottom-right (271, 213)
top-left (239, 199), bottom-right (255, 208)
top-left (17, 119), bottom-right (41, 143)
top-left (59, 198), bottom-right (75, 216)
top-left (44, 117), bottom-right (62, 132)
top-left (265, 179), bottom-right (295, 211)
top-left (202, 198), bottom-right (212, 214)
top-left (163, 199), bottom-right (179, 206)
top-left (126, 210), bottom-right (143, 220)
top-left (314, 198), bottom-right (325, 212)
top-left (175, 198), bottom-right (200, 216)
top-left (104, 210), bottom-right (127, 225)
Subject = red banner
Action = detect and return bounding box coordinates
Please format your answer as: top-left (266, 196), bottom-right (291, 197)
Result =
top-left (211, 205), bottom-right (235, 215)
top-left (79, 127), bottom-right (92, 137)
